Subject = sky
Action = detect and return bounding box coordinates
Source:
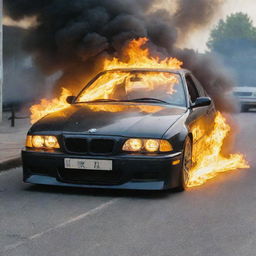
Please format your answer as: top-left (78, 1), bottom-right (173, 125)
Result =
top-left (185, 0), bottom-right (256, 52)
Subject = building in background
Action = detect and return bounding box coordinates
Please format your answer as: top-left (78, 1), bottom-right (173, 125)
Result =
top-left (0, 0), bottom-right (2, 121)
top-left (3, 25), bottom-right (46, 109)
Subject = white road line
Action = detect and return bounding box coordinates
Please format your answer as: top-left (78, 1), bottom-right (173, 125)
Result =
top-left (3, 198), bottom-right (118, 253)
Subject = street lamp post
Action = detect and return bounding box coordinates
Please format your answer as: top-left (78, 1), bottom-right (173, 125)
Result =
top-left (0, 0), bottom-right (2, 123)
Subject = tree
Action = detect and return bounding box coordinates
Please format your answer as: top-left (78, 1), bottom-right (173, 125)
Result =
top-left (207, 13), bottom-right (256, 86)
top-left (207, 13), bottom-right (256, 54)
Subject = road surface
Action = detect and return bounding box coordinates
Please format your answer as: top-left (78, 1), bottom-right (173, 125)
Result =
top-left (0, 112), bottom-right (255, 256)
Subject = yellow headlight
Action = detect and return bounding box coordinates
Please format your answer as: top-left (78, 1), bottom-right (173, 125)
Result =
top-left (28, 135), bottom-right (60, 149)
top-left (160, 140), bottom-right (173, 152)
top-left (144, 139), bottom-right (160, 152)
top-left (123, 139), bottom-right (143, 152)
top-left (32, 136), bottom-right (45, 148)
top-left (45, 136), bottom-right (60, 149)
top-left (26, 135), bottom-right (33, 148)
top-left (123, 138), bottom-right (173, 153)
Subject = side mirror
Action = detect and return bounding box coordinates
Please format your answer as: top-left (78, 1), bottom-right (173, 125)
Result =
top-left (66, 96), bottom-right (76, 104)
top-left (191, 97), bottom-right (212, 109)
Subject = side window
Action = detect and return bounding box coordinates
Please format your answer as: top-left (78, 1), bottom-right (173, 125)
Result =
top-left (186, 75), bottom-right (199, 103)
top-left (191, 75), bottom-right (207, 97)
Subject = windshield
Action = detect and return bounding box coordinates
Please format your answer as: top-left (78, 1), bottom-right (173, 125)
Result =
top-left (76, 71), bottom-right (186, 107)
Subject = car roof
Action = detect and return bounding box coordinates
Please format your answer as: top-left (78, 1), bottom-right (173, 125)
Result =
top-left (105, 68), bottom-right (190, 75)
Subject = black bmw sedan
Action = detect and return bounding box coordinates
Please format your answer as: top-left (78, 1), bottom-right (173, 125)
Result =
top-left (22, 69), bottom-right (215, 191)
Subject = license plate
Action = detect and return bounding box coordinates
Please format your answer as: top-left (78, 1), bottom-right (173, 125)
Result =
top-left (64, 158), bottom-right (112, 171)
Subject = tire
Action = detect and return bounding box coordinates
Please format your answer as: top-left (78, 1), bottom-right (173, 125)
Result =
top-left (175, 137), bottom-right (192, 192)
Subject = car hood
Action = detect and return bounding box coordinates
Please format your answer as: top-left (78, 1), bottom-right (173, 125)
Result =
top-left (30, 103), bottom-right (186, 138)
top-left (234, 87), bottom-right (256, 93)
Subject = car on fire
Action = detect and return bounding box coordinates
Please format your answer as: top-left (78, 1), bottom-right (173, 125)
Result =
top-left (22, 69), bottom-right (215, 191)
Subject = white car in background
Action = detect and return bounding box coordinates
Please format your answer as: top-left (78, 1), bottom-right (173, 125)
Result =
top-left (233, 87), bottom-right (256, 112)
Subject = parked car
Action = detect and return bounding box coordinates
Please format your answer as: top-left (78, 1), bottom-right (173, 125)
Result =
top-left (22, 68), bottom-right (215, 191)
top-left (233, 87), bottom-right (256, 112)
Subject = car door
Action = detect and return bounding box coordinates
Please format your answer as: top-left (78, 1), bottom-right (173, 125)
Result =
top-left (190, 74), bottom-right (216, 120)
top-left (185, 73), bottom-right (213, 144)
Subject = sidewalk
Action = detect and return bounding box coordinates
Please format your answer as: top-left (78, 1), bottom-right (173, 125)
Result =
top-left (0, 111), bottom-right (30, 171)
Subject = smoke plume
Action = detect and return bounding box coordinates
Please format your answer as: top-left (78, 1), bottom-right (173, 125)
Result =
top-left (3, 0), bottom-right (234, 111)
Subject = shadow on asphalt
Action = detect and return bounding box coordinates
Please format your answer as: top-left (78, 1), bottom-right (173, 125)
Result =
top-left (25, 184), bottom-right (175, 199)
top-left (246, 109), bottom-right (256, 113)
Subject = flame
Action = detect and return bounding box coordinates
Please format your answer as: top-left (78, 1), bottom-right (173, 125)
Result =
top-left (30, 88), bottom-right (71, 124)
top-left (86, 104), bottom-right (163, 113)
top-left (30, 37), bottom-right (182, 123)
top-left (30, 87), bottom-right (164, 124)
top-left (29, 37), bottom-right (250, 188)
top-left (188, 112), bottom-right (249, 187)
top-left (77, 71), bottom-right (179, 103)
top-left (103, 37), bottom-right (183, 70)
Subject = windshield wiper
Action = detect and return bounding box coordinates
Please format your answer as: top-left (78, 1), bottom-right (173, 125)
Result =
top-left (125, 98), bottom-right (169, 104)
top-left (82, 99), bottom-right (120, 103)
top-left (79, 98), bottom-right (169, 104)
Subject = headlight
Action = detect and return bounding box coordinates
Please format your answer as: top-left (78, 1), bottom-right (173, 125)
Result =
top-left (44, 136), bottom-right (60, 148)
top-left (122, 139), bottom-right (143, 152)
top-left (26, 135), bottom-right (33, 148)
top-left (26, 135), bottom-right (60, 149)
top-left (144, 139), bottom-right (160, 152)
top-left (122, 139), bottom-right (173, 153)
top-left (32, 136), bottom-right (45, 148)
top-left (159, 140), bottom-right (173, 152)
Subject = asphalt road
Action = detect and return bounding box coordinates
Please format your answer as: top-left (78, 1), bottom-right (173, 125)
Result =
top-left (0, 112), bottom-right (255, 256)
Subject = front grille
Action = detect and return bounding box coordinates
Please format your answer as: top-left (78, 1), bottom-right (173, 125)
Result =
top-left (234, 92), bottom-right (253, 97)
top-left (65, 138), bottom-right (88, 153)
top-left (64, 137), bottom-right (116, 155)
top-left (90, 139), bottom-right (115, 154)
top-left (58, 169), bottom-right (123, 185)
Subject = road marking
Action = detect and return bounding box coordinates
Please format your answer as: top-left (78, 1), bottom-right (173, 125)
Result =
top-left (3, 198), bottom-right (118, 252)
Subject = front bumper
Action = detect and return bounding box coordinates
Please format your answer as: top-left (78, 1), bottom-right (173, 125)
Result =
top-left (22, 150), bottom-right (182, 190)
top-left (237, 97), bottom-right (256, 106)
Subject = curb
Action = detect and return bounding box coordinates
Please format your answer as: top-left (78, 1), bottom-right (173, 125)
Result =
top-left (0, 157), bottom-right (22, 172)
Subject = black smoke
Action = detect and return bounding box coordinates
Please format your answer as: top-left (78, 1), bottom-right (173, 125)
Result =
top-left (3, 0), bottom-right (234, 111)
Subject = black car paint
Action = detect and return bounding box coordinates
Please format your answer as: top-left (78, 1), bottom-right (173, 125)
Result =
top-left (30, 104), bottom-right (187, 139)
top-left (22, 69), bottom-right (215, 190)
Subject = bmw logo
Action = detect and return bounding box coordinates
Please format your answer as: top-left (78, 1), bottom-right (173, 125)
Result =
top-left (88, 128), bottom-right (97, 134)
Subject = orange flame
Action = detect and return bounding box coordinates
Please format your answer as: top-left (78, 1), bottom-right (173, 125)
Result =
top-left (29, 37), bottom-right (250, 188)
top-left (30, 37), bottom-right (182, 124)
top-left (188, 112), bottom-right (249, 187)
top-left (77, 71), bottom-right (179, 103)
top-left (103, 37), bottom-right (183, 70)
top-left (30, 87), bottom-right (164, 124)
top-left (30, 88), bottom-right (71, 124)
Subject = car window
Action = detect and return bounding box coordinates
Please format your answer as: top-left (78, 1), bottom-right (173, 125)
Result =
top-left (190, 75), bottom-right (207, 97)
top-left (186, 75), bottom-right (200, 103)
top-left (76, 71), bottom-right (187, 107)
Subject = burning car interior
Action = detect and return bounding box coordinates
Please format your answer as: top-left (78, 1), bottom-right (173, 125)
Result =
top-left (75, 70), bottom-right (186, 107)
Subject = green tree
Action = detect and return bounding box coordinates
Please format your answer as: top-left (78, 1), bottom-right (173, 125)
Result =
top-left (207, 13), bottom-right (256, 54)
top-left (207, 13), bottom-right (256, 86)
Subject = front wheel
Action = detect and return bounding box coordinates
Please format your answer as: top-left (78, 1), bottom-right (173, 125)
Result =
top-left (175, 137), bottom-right (192, 192)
